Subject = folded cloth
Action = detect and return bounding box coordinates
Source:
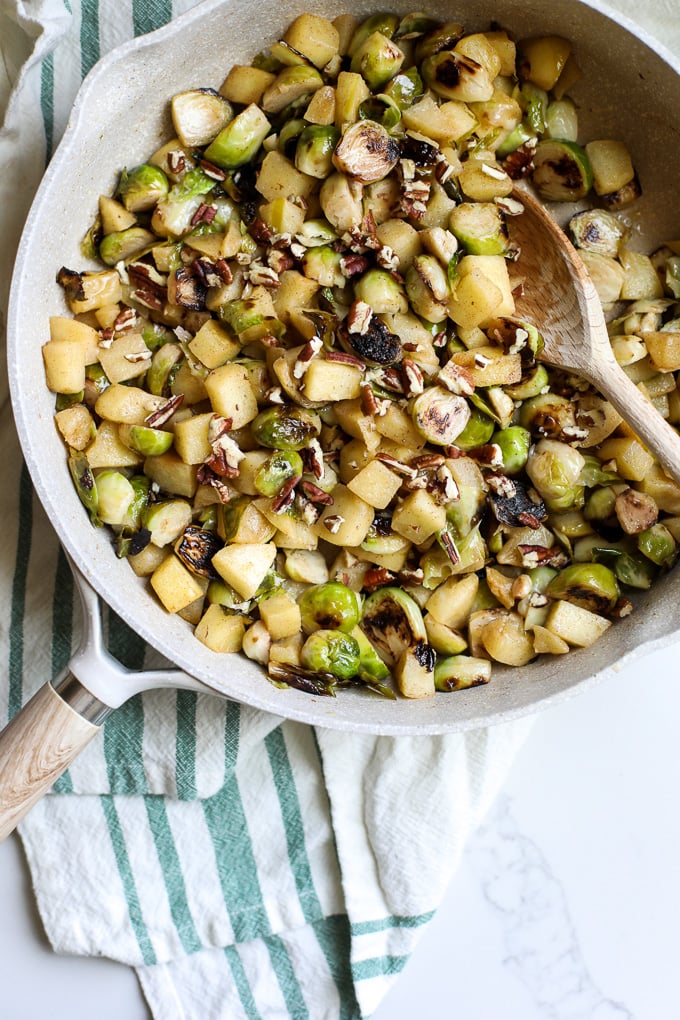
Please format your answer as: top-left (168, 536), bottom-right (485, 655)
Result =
top-left (1, 0), bottom-right (674, 1016)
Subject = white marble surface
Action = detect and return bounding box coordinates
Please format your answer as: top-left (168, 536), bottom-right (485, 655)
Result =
top-left (2, 639), bottom-right (679, 1019)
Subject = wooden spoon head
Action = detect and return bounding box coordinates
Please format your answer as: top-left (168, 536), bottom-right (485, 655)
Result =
top-left (508, 187), bottom-right (611, 377)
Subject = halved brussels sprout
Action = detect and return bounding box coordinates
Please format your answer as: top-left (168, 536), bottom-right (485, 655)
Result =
top-left (300, 629), bottom-right (361, 679)
top-left (171, 88), bottom-right (233, 148)
top-left (299, 582), bottom-right (362, 634)
top-left (360, 587), bottom-right (426, 666)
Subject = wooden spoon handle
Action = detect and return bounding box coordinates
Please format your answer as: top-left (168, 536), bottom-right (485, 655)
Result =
top-left (587, 359), bottom-right (680, 485)
top-left (0, 680), bottom-right (102, 841)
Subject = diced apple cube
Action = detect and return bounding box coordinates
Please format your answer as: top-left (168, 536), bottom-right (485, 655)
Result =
top-left (194, 604), bottom-right (246, 652)
top-left (212, 542), bottom-right (277, 599)
top-left (150, 554), bottom-right (206, 614)
top-left (259, 592), bottom-right (302, 640)
top-left (347, 459), bottom-right (401, 509)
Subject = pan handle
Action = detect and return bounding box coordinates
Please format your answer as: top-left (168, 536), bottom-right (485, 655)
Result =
top-left (0, 673), bottom-right (111, 842)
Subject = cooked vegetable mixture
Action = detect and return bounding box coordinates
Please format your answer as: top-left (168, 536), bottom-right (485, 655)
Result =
top-left (45, 13), bottom-right (680, 699)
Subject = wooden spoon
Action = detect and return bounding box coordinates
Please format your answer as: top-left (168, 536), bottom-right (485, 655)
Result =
top-left (508, 187), bottom-right (680, 486)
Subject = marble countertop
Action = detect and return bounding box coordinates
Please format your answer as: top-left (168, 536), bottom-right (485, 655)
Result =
top-left (2, 638), bottom-right (679, 1019)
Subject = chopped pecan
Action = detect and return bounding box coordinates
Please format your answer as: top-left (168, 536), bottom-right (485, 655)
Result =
top-left (190, 203), bottom-right (217, 226)
top-left (340, 253), bottom-right (371, 279)
top-left (502, 139), bottom-right (537, 180)
top-left (145, 393), bottom-right (184, 428)
top-left (271, 474), bottom-right (302, 513)
top-left (113, 307), bottom-right (137, 333)
top-left (196, 465), bottom-right (234, 503)
top-left (249, 217), bottom-right (274, 245)
top-left (360, 383), bottom-right (379, 416)
top-left (363, 567), bottom-right (397, 593)
top-left (325, 350), bottom-right (366, 369)
top-left (401, 358), bottom-right (425, 396)
top-left (410, 452), bottom-right (446, 470)
top-left (300, 480), bottom-right (334, 505)
top-left (375, 453), bottom-right (418, 478)
top-left (199, 158), bottom-right (227, 181)
top-left (518, 544), bottom-right (569, 569)
top-left (322, 515), bottom-right (345, 534)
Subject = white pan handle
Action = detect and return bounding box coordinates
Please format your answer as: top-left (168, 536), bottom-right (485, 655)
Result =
top-left (0, 673), bottom-right (111, 841)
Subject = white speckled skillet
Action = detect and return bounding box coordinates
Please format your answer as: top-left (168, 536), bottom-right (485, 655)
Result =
top-left (2, 0), bottom-right (680, 837)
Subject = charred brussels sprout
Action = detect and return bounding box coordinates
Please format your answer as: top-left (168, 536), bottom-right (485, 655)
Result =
top-left (300, 630), bottom-right (361, 679)
top-left (531, 139), bottom-right (593, 202)
top-left (348, 13), bottom-right (400, 56)
top-left (412, 387), bottom-right (472, 445)
top-left (118, 164), bottom-right (169, 212)
top-left (546, 563), bottom-right (620, 613)
top-left (453, 405), bottom-right (495, 450)
top-left (68, 452), bottom-right (99, 526)
top-left (569, 208), bottom-right (627, 257)
top-left (333, 120), bottom-right (401, 184)
top-left (299, 582), bottom-right (362, 634)
top-left (251, 405), bottom-right (321, 451)
top-left (95, 470), bottom-right (136, 526)
top-left (383, 66), bottom-right (423, 109)
top-left (360, 587), bottom-right (426, 666)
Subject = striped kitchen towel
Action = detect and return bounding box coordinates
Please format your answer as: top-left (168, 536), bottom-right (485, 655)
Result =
top-left (8, 0), bottom-right (674, 1015)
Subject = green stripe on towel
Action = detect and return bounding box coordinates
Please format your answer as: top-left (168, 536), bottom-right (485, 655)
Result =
top-left (101, 795), bottom-right (157, 966)
top-left (175, 690), bottom-right (198, 800)
top-left (351, 911), bottom-right (435, 935)
top-left (202, 702), bottom-right (271, 942)
top-left (265, 935), bottom-right (310, 1020)
top-left (311, 915), bottom-right (360, 1020)
top-left (352, 955), bottom-right (409, 981)
top-left (133, 0), bottom-right (173, 36)
top-left (144, 797), bottom-right (203, 954)
top-left (264, 727), bottom-right (323, 922)
top-left (80, 0), bottom-right (101, 78)
top-left (224, 945), bottom-right (264, 1020)
top-left (39, 54), bottom-right (55, 161)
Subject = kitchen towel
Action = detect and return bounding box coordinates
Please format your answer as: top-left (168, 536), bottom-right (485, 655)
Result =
top-left (0, 0), bottom-right (674, 1017)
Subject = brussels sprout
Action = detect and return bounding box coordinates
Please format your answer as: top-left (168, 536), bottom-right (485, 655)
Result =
top-left (360, 587), bottom-right (426, 666)
top-left (637, 523), bottom-right (677, 566)
top-left (207, 578), bottom-right (251, 609)
top-left (494, 426), bottom-right (531, 474)
top-left (519, 392), bottom-right (580, 441)
top-left (532, 139), bottom-right (593, 202)
top-left (146, 343), bottom-right (183, 396)
top-left (119, 424), bottom-right (174, 457)
top-left (95, 470), bottom-right (136, 526)
top-left (412, 386), bottom-right (471, 446)
top-left (299, 582), bottom-right (362, 634)
top-left (569, 208), bottom-right (627, 257)
top-left (295, 125), bottom-right (340, 179)
top-left (300, 629), bottom-right (361, 679)
top-left (545, 562), bottom-right (620, 613)
top-left (302, 245), bottom-right (345, 288)
top-left (383, 66), bottom-right (423, 109)
top-left (395, 12), bottom-right (439, 38)
top-left (545, 98), bottom-right (578, 141)
top-left (348, 13), bottom-right (400, 56)
top-left (118, 164), bottom-right (170, 212)
top-left (488, 477), bottom-right (547, 529)
top-left (332, 120), bottom-right (401, 184)
top-left (203, 104), bottom-right (271, 169)
top-left (171, 88), bottom-right (233, 148)
top-left (175, 525), bottom-right (222, 578)
top-left (414, 21), bottom-right (465, 63)
top-left (99, 227), bottom-right (156, 266)
top-left (68, 451), bottom-right (100, 526)
top-left (449, 202), bottom-right (508, 256)
top-left (495, 122), bottom-right (536, 158)
top-left (350, 31), bottom-right (405, 91)
top-left (525, 439), bottom-right (586, 512)
top-left (453, 405), bottom-right (495, 450)
top-left (358, 94), bottom-right (402, 131)
top-left (583, 485), bottom-right (618, 523)
top-left (405, 255), bottom-right (450, 322)
top-left (261, 65), bottom-right (324, 114)
top-left (579, 455), bottom-right (620, 489)
top-left (353, 268), bottom-right (407, 313)
top-left (251, 405), bottom-right (321, 451)
top-left (254, 450), bottom-right (304, 497)
top-left (592, 544), bottom-right (655, 589)
top-left (434, 654), bottom-right (492, 692)
top-left (352, 627), bottom-right (391, 686)
top-left (517, 81), bottom-right (548, 134)
top-left (504, 363), bottom-right (550, 401)
top-left (142, 499), bottom-right (193, 547)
